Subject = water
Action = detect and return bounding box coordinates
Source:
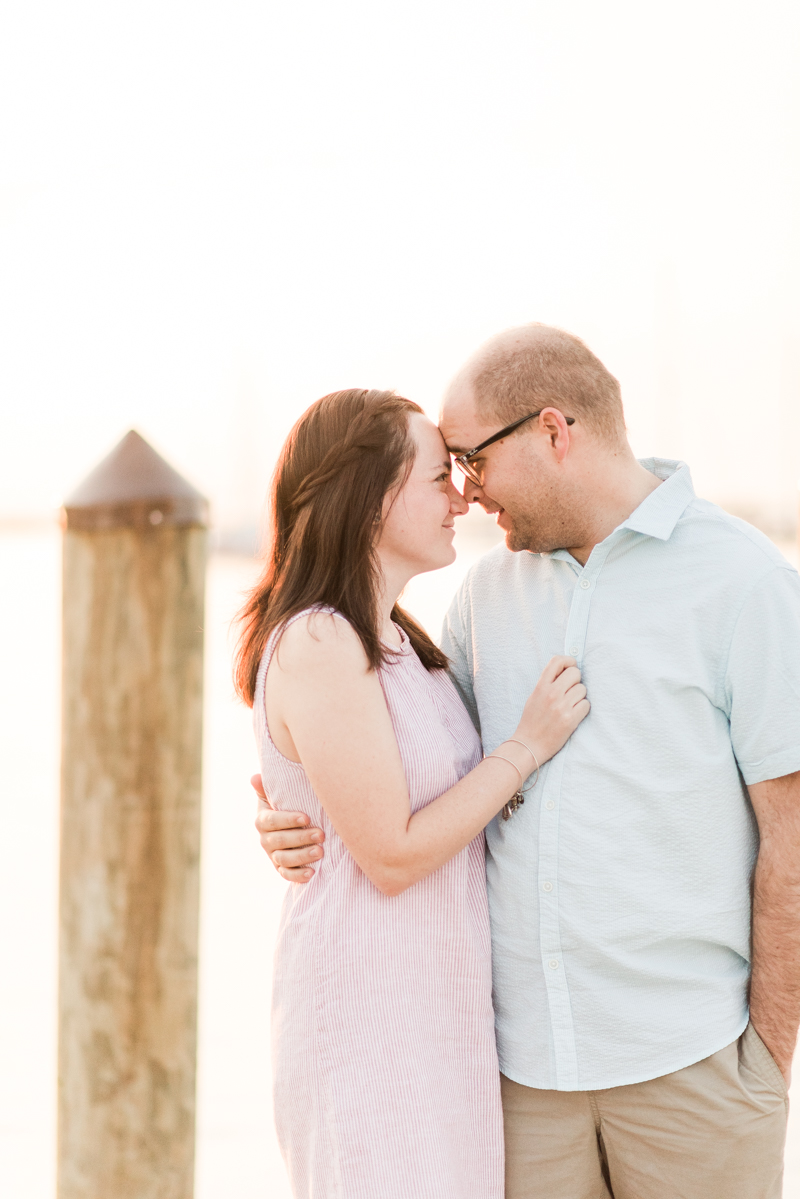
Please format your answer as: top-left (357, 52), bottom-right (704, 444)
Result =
top-left (1, 522), bottom-right (799, 1197)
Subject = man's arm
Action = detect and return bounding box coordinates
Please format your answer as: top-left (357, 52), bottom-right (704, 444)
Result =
top-left (747, 769), bottom-right (800, 1083)
top-left (252, 774), bottom-right (325, 883)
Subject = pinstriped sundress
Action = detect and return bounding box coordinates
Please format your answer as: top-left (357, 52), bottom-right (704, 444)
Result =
top-left (254, 609), bottom-right (503, 1199)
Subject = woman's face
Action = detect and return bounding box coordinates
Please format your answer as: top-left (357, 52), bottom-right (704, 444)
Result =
top-left (376, 413), bottom-right (468, 579)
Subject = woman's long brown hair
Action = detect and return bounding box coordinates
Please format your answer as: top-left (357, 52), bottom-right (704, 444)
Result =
top-left (234, 388), bottom-right (449, 707)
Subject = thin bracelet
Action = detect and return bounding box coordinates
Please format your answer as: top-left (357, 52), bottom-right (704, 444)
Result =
top-left (487, 752), bottom-right (524, 792)
top-left (487, 752), bottom-right (528, 821)
top-left (503, 738), bottom-right (540, 789)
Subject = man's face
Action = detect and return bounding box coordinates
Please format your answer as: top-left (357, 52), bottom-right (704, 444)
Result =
top-left (439, 381), bottom-right (584, 554)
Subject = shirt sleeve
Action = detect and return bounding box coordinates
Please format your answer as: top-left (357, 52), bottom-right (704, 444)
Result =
top-left (726, 564), bottom-right (800, 786)
top-left (440, 587), bottom-right (481, 736)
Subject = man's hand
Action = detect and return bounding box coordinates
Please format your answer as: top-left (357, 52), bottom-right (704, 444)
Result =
top-left (251, 774), bottom-right (325, 883)
top-left (748, 769), bottom-right (800, 1086)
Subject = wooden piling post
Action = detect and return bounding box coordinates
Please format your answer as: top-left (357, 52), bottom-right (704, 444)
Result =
top-left (58, 431), bottom-right (208, 1199)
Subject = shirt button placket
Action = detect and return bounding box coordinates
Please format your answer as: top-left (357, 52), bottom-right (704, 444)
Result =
top-left (541, 558), bottom-right (604, 1088)
top-left (565, 567), bottom-right (597, 662)
top-left (537, 740), bottom-right (578, 1088)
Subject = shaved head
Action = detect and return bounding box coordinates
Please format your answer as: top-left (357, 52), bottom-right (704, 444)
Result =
top-left (450, 323), bottom-right (626, 446)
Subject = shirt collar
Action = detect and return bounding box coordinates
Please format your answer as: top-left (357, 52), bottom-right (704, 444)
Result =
top-left (542, 459), bottom-right (695, 565)
top-left (620, 459), bottom-right (695, 541)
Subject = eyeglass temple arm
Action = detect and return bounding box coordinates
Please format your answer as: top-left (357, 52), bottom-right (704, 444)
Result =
top-left (457, 412), bottom-right (575, 462)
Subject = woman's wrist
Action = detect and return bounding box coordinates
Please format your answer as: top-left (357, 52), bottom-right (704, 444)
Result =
top-left (495, 737), bottom-right (538, 778)
top-left (508, 734), bottom-right (541, 772)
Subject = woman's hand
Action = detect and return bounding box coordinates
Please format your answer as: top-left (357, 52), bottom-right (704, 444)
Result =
top-left (514, 656), bottom-right (589, 766)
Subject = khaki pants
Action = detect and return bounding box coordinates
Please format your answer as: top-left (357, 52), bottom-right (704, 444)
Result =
top-left (501, 1023), bottom-right (788, 1199)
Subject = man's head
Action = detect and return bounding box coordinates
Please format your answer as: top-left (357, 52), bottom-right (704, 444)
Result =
top-left (440, 323), bottom-right (633, 554)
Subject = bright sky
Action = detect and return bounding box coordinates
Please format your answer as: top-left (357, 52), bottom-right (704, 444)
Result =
top-left (2, 0), bottom-right (798, 532)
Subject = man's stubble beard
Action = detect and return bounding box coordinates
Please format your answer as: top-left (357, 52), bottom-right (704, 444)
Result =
top-left (501, 486), bottom-right (588, 555)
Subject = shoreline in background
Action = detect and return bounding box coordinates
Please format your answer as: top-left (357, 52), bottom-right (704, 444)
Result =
top-left (1, 499), bottom-right (795, 562)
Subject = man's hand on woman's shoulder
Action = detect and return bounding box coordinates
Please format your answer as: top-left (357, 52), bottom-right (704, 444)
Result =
top-left (252, 774), bottom-right (325, 883)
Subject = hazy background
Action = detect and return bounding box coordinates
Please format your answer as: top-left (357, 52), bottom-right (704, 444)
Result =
top-left (3, 1), bottom-right (800, 1196)
top-left (2, 0), bottom-right (799, 536)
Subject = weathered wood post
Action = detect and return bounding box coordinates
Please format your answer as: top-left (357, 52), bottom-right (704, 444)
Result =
top-left (58, 430), bottom-right (208, 1199)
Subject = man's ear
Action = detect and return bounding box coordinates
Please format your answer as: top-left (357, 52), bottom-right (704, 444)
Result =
top-left (538, 408), bottom-right (572, 462)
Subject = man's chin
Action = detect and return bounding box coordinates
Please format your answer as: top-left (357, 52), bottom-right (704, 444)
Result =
top-left (502, 518), bottom-right (549, 555)
top-left (503, 526), bottom-right (532, 554)
top-left (500, 508), bottom-right (576, 555)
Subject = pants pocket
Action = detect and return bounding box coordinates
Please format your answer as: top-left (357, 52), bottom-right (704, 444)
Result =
top-left (741, 1021), bottom-right (789, 1100)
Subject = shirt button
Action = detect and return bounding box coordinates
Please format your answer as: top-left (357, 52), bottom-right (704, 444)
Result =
top-left (580, 578), bottom-right (591, 589)
top-left (546, 800), bottom-right (555, 810)
top-left (569, 646), bottom-right (579, 656)
top-left (549, 959), bottom-right (559, 969)
top-left (542, 881), bottom-right (553, 892)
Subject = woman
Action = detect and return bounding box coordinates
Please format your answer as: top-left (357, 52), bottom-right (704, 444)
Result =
top-left (235, 389), bottom-right (589, 1199)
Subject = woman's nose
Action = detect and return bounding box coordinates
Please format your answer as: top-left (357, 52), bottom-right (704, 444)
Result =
top-left (448, 479), bottom-right (470, 514)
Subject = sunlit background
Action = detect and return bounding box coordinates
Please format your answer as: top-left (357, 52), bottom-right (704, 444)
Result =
top-left (3, 0), bottom-right (800, 535)
top-left (2, 1), bottom-right (799, 1195)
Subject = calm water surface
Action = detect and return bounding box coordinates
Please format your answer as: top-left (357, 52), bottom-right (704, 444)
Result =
top-left (1, 523), bottom-right (798, 1197)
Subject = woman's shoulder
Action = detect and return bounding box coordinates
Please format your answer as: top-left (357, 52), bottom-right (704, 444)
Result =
top-left (274, 608), bottom-right (369, 679)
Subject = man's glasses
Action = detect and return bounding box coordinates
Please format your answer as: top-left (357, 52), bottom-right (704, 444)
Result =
top-left (453, 410), bottom-right (576, 488)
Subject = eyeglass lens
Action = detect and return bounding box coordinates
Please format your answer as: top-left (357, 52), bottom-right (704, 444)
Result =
top-left (453, 458), bottom-right (482, 487)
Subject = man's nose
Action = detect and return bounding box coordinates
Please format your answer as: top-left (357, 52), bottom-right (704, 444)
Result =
top-left (464, 480), bottom-right (501, 515)
top-left (464, 479), bottom-right (486, 504)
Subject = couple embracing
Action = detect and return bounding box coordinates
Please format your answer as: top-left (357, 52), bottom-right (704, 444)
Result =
top-left (237, 324), bottom-right (800, 1198)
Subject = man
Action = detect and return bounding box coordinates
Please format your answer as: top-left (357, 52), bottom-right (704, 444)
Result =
top-left (255, 324), bottom-right (800, 1198)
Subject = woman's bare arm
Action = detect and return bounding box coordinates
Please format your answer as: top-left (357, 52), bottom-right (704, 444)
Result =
top-left (267, 612), bottom-right (588, 896)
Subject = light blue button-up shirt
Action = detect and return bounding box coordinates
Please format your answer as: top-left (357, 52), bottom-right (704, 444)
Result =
top-left (441, 460), bottom-right (800, 1091)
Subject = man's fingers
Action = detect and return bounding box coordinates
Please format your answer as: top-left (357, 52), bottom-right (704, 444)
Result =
top-left (272, 845), bottom-right (323, 870)
top-left (254, 805), bottom-right (310, 833)
top-left (250, 773), bottom-right (268, 802)
top-left (277, 865), bottom-right (315, 883)
top-left (260, 828), bottom-right (325, 852)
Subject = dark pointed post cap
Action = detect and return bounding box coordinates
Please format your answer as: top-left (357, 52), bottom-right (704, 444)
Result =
top-left (63, 430), bottom-right (209, 532)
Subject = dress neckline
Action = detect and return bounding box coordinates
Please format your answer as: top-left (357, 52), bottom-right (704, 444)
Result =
top-left (382, 622), bottom-right (414, 657)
